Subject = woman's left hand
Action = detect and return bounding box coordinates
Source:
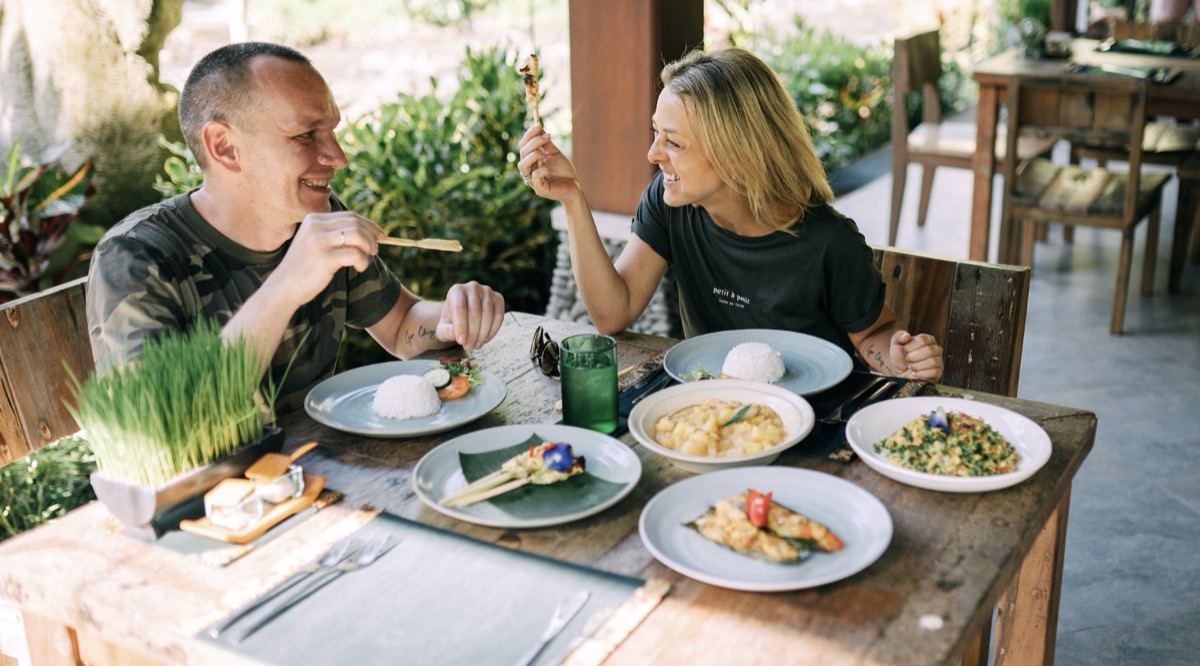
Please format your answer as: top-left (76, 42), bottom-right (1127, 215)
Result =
top-left (889, 330), bottom-right (944, 381)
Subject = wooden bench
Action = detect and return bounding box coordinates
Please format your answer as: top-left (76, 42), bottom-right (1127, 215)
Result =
top-left (0, 277), bottom-right (92, 467)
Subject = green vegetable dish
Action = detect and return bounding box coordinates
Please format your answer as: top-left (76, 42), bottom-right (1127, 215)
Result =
top-left (873, 407), bottom-right (1018, 477)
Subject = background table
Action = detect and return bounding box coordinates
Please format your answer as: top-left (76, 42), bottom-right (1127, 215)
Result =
top-left (0, 312), bottom-right (1095, 665)
top-left (969, 38), bottom-right (1200, 263)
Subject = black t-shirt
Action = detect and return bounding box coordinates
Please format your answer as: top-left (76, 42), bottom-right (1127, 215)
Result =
top-left (632, 171), bottom-right (884, 360)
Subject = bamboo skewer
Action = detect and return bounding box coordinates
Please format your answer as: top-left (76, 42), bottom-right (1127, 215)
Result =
top-left (441, 445), bottom-right (584, 508)
top-left (442, 477), bottom-right (532, 508)
top-left (440, 467), bottom-right (526, 507)
top-left (378, 237), bottom-right (463, 252)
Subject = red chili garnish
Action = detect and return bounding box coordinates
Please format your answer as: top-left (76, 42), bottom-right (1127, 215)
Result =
top-left (746, 489), bottom-right (772, 528)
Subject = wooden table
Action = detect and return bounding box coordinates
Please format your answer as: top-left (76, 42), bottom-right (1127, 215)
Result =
top-left (0, 312), bottom-right (1096, 665)
top-left (969, 38), bottom-right (1200, 263)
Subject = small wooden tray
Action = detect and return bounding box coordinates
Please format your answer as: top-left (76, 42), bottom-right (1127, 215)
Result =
top-left (179, 473), bottom-right (325, 544)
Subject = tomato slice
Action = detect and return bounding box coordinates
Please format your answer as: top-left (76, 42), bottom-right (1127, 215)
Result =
top-left (746, 489), bottom-right (772, 528)
top-left (436, 374), bottom-right (470, 401)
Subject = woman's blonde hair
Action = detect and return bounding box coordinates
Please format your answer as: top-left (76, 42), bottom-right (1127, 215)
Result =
top-left (661, 47), bottom-right (833, 232)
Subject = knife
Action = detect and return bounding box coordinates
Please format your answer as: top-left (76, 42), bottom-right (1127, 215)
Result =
top-left (625, 364), bottom-right (666, 391)
top-left (513, 590), bottom-right (590, 666)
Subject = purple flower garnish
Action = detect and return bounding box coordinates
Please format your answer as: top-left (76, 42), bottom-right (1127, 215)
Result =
top-left (541, 442), bottom-right (575, 471)
top-left (929, 407), bottom-right (950, 433)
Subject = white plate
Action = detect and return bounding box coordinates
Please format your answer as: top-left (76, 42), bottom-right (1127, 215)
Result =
top-left (304, 360), bottom-right (506, 438)
top-left (638, 466), bottom-right (892, 591)
top-left (412, 424), bottom-right (642, 529)
top-left (627, 379), bottom-right (815, 473)
top-left (845, 397), bottom-right (1052, 493)
top-left (663, 329), bottom-right (853, 395)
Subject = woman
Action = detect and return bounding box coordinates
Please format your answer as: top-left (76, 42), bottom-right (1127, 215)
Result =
top-left (517, 47), bottom-right (942, 380)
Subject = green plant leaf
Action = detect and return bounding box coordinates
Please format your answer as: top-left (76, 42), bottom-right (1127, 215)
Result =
top-left (66, 221), bottom-right (109, 245)
top-left (721, 404), bottom-right (753, 428)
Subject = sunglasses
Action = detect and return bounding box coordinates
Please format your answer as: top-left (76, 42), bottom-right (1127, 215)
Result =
top-left (529, 325), bottom-right (561, 378)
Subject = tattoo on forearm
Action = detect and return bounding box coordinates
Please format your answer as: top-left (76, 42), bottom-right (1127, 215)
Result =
top-left (865, 343), bottom-right (897, 375)
top-left (403, 324), bottom-right (439, 349)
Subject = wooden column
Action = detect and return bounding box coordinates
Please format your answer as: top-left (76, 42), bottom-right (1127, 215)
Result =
top-left (567, 0), bottom-right (703, 216)
top-left (1051, 0), bottom-right (1079, 32)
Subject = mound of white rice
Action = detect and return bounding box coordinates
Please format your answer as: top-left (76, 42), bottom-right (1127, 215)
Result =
top-left (721, 342), bottom-right (785, 383)
top-left (372, 374), bottom-right (441, 419)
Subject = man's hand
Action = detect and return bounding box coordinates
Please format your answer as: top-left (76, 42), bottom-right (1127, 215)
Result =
top-left (888, 331), bottom-right (944, 381)
top-left (434, 281), bottom-right (505, 351)
top-left (273, 211), bottom-right (384, 308)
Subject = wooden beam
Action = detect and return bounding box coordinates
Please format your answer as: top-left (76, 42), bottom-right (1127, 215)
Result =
top-left (567, 0), bottom-right (703, 215)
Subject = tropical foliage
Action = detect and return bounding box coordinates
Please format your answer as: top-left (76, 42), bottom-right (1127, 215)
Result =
top-left (0, 142), bottom-right (101, 303)
top-left (0, 434), bottom-right (96, 542)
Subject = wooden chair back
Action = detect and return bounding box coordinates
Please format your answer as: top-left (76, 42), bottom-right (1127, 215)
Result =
top-left (871, 247), bottom-right (1031, 397)
top-left (1003, 73), bottom-right (1153, 234)
top-left (893, 29), bottom-right (945, 133)
top-left (889, 29), bottom-right (971, 245)
top-left (0, 277), bottom-right (92, 466)
top-left (1001, 73), bottom-right (1170, 333)
top-left (1108, 19), bottom-right (1200, 45)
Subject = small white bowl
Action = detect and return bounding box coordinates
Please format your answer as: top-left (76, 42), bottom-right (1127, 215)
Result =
top-left (628, 379), bottom-right (815, 473)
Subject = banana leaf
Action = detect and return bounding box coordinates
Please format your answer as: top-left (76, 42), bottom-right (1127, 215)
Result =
top-left (457, 434), bottom-right (626, 519)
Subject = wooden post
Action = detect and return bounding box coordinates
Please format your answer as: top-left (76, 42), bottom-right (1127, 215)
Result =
top-left (567, 0), bottom-right (703, 216)
top-left (1051, 0), bottom-right (1078, 32)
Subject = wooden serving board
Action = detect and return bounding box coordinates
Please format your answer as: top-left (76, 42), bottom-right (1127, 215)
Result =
top-left (179, 473), bottom-right (325, 544)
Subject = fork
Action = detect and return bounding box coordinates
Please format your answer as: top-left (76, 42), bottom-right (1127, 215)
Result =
top-left (227, 534), bottom-right (397, 644)
top-left (819, 377), bottom-right (893, 425)
top-left (207, 536), bottom-right (358, 639)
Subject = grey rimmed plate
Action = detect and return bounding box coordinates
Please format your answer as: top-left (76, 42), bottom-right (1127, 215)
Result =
top-left (412, 424), bottom-right (642, 528)
top-left (638, 466), bottom-right (892, 591)
top-left (663, 329), bottom-right (853, 395)
top-left (304, 360), bottom-right (506, 438)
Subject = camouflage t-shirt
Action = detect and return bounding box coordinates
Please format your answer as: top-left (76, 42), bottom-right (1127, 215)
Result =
top-left (86, 191), bottom-right (402, 415)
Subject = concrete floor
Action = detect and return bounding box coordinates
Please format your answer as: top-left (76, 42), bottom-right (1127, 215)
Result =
top-left (835, 153), bottom-right (1200, 665)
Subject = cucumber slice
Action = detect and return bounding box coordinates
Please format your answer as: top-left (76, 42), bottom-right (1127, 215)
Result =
top-left (423, 368), bottom-right (451, 389)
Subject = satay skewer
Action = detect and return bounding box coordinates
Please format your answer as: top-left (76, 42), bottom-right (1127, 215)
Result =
top-left (440, 442), bottom-right (584, 508)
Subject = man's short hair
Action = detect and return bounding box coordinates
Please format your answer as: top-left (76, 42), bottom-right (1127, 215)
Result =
top-left (178, 42), bottom-right (311, 169)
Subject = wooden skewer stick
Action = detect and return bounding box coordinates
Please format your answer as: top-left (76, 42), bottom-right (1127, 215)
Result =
top-left (443, 477), bottom-right (531, 508)
top-left (439, 470), bottom-right (517, 506)
top-left (378, 238), bottom-right (463, 252)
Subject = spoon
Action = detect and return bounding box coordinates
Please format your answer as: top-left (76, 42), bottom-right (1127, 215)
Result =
top-left (244, 441), bottom-right (318, 481)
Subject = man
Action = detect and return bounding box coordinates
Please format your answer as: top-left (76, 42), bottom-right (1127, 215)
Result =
top-left (86, 42), bottom-right (504, 413)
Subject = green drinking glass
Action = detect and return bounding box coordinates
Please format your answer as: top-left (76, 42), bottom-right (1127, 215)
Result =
top-left (560, 333), bottom-right (619, 434)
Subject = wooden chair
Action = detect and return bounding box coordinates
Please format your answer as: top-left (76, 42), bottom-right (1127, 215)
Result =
top-left (1001, 74), bottom-right (1171, 334)
top-left (1108, 18), bottom-right (1200, 45)
top-left (871, 246), bottom-right (1030, 396)
top-left (1070, 19), bottom-right (1200, 272)
top-left (0, 277), bottom-right (92, 467)
top-left (1173, 154), bottom-right (1200, 290)
top-left (889, 29), bottom-right (1054, 246)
